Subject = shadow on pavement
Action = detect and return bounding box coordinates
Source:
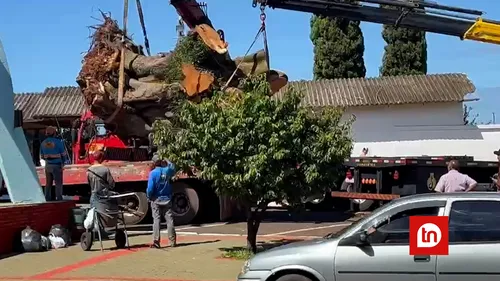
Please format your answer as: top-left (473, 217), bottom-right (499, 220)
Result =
top-left (175, 240), bottom-right (220, 248)
top-left (0, 252), bottom-right (23, 261)
top-left (226, 209), bottom-right (353, 224)
top-left (87, 240), bottom-right (220, 251)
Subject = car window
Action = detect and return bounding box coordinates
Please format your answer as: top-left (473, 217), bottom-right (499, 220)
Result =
top-left (325, 199), bottom-right (401, 239)
top-left (369, 207), bottom-right (440, 244)
top-left (449, 200), bottom-right (500, 243)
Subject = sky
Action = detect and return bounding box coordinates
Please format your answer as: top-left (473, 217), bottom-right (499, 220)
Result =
top-left (1, 0), bottom-right (500, 123)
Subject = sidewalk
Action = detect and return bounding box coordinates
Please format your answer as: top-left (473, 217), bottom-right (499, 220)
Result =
top-left (0, 233), bottom-right (309, 281)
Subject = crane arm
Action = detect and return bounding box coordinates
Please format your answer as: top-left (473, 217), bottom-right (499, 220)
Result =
top-left (252, 0), bottom-right (500, 45)
top-left (170, 0), bottom-right (212, 29)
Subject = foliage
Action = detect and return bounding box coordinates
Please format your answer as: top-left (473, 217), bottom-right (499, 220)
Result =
top-left (463, 104), bottom-right (478, 125)
top-left (153, 76), bottom-right (353, 251)
top-left (380, 6), bottom-right (427, 76)
top-left (221, 248), bottom-right (254, 260)
top-left (310, 0), bottom-right (366, 79)
top-left (463, 105), bottom-right (495, 125)
top-left (154, 76), bottom-right (353, 205)
top-left (163, 34), bottom-right (213, 83)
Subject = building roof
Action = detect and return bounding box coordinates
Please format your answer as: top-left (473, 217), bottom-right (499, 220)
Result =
top-left (14, 92), bottom-right (44, 121)
top-left (14, 86), bottom-right (85, 122)
top-left (274, 73), bottom-right (476, 107)
top-left (35, 86), bottom-right (85, 118)
top-left (13, 73), bottom-right (476, 122)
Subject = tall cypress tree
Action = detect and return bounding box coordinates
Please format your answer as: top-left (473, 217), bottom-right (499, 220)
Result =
top-left (310, 10), bottom-right (366, 79)
top-left (380, 7), bottom-right (427, 76)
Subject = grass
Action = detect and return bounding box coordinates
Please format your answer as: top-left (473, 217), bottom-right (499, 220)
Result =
top-left (219, 239), bottom-right (303, 260)
top-left (221, 247), bottom-right (254, 260)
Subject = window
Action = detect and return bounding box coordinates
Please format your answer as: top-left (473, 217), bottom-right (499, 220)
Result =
top-left (449, 201), bottom-right (500, 243)
top-left (368, 207), bottom-right (440, 244)
top-left (95, 124), bottom-right (107, 137)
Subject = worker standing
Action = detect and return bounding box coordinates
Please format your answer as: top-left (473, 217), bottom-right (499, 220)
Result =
top-left (40, 126), bottom-right (68, 201)
top-left (87, 150), bottom-right (115, 207)
top-left (147, 154), bottom-right (176, 249)
top-left (435, 160), bottom-right (477, 193)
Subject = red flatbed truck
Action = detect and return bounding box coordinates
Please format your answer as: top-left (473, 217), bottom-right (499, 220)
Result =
top-left (34, 111), bottom-right (226, 226)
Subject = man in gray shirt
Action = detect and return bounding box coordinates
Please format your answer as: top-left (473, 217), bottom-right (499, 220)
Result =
top-left (87, 150), bottom-right (115, 206)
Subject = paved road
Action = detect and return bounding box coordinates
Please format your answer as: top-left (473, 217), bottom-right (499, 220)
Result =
top-left (127, 210), bottom-right (368, 238)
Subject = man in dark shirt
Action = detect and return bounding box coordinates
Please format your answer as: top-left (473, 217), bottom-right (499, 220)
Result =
top-left (87, 150), bottom-right (115, 206)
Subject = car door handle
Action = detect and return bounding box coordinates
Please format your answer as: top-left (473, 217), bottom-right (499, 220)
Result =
top-left (414, 255), bottom-right (430, 262)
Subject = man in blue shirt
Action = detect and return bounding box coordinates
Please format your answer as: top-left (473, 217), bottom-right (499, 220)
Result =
top-left (40, 126), bottom-right (69, 201)
top-left (147, 154), bottom-right (176, 248)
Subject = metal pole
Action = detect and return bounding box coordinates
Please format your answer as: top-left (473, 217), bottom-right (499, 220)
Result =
top-left (105, 0), bottom-right (129, 124)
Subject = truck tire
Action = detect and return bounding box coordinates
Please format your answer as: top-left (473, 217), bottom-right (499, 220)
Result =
top-left (120, 192), bottom-right (149, 226)
top-left (172, 182), bottom-right (200, 225)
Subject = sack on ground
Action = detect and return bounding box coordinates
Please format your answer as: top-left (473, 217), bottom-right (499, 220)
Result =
top-left (49, 224), bottom-right (71, 248)
top-left (21, 226), bottom-right (49, 252)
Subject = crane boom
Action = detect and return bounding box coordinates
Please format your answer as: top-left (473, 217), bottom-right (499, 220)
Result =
top-left (252, 0), bottom-right (500, 45)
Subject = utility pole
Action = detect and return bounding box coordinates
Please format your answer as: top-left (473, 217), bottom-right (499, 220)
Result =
top-left (493, 112), bottom-right (496, 124)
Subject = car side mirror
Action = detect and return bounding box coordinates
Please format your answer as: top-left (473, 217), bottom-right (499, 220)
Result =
top-left (359, 233), bottom-right (367, 243)
top-left (356, 232), bottom-right (369, 246)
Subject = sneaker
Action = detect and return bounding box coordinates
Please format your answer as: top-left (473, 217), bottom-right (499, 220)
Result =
top-left (169, 241), bottom-right (177, 248)
top-left (150, 241), bottom-right (161, 249)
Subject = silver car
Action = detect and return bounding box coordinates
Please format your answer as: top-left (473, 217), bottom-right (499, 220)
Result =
top-left (238, 192), bottom-right (500, 281)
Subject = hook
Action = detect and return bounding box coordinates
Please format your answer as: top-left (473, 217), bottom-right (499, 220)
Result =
top-left (217, 29), bottom-right (225, 42)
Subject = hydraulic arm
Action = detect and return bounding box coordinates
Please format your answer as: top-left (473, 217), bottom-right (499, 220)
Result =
top-left (252, 0), bottom-right (500, 45)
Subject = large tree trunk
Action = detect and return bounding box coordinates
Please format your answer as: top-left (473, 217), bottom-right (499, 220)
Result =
top-left (246, 201), bottom-right (268, 254)
top-left (76, 14), bottom-right (289, 141)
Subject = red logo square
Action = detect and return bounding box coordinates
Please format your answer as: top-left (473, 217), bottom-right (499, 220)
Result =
top-left (409, 216), bottom-right (449, 255)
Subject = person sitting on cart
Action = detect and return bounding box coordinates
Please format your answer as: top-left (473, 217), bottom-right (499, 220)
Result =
top-left (87, 150), bottom-right (116, 207)
top-left (147, 154), bottom-right (176, 249)
top-left (435, 160), bottom-right (477, 193)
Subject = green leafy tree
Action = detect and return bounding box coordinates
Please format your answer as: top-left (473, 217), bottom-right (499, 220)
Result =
top-left (310, 6), bottom-right (366, 79)
top-left (153, 77), bottom-right (353, 252)
top-left (380, 7), bottom-right (427, 76)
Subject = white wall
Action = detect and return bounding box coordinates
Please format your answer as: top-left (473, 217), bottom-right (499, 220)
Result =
top-left (345, 102), bottom-right (500, 161)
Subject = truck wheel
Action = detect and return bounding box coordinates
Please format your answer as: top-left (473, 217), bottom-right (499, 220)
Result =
top-left (172, 182), bottom-right (200, 225)
top-left (119, 192), bottom-right (149, 226)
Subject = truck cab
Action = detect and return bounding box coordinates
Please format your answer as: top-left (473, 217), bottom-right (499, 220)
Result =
top-left (70, 111), bottom-right (151, 165)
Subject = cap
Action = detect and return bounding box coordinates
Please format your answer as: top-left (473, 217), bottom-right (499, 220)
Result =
top-left (45, 126), bottom-right (56, 135)
top-left (494, 149), bottom-right (500, 156)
